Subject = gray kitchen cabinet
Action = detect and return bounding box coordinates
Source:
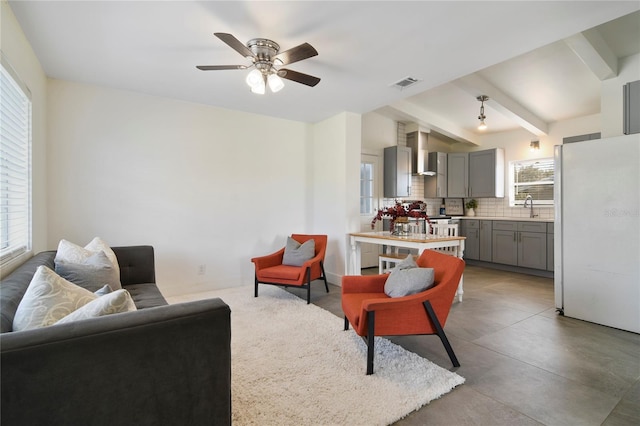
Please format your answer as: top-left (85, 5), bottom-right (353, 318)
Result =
top-left (492, 221), bottom-right (547, 269)
top-left (469, 148), bottom-right (504, 198)
top-left (479, 220), bottom-right (493, 262)
top-left (424, 152), bottom-right (447, 198)
top-left (461, 220), bottom-right (479, 260)
top-left (447, 152), bottom-right (468, 198)
top-left (547, 223), bottom-right (554, 271)
top-left (518, 231), bottom-right (547, 269)
top-left (384, 146), bottom-right (412, 198)
top-left (492, 222), bottom-right (518, 266)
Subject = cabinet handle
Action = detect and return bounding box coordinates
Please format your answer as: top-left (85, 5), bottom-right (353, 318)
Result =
top-left (518, 232), bottom-right (522, 243)
top-left (513, 232), bottom-right (516, 242)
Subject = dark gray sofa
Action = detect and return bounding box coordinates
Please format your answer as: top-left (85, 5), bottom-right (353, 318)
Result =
top-left (0, 246), bottom-right (231, 426)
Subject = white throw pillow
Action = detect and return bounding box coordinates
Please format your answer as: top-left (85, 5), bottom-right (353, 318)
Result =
top-left (13, 266), bottom-right (98, 331)
top-left (55, 289), bottom-right (136, 325)
top-left (55, 237), bottom-right (120, 275)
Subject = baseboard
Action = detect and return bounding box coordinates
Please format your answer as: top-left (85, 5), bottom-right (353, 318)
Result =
top-left (464, 259), bottom-right (554, 278)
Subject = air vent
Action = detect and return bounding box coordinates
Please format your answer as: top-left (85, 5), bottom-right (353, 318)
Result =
top-left (391, 76), bottom-right (420, 89)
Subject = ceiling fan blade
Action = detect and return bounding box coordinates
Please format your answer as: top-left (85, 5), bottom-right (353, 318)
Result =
top-left (278, 69), bottom-right (321, 87)
top-left (214, 32), bottom-right (255, 59)
top-left (273, 43), bottom-right (318, 66)
top-left (196, 65), bottom-right (248, 71)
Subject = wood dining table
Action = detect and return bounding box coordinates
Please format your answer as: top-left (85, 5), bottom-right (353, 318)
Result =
top-left (348, 231), bottom-right (466, 301)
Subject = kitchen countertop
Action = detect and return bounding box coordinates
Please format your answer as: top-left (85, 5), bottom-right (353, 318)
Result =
top-left (453, 216), bottom-right (554, 222)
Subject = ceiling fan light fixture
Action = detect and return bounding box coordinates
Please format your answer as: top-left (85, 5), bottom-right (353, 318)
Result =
top-left (246, 69), bottom-right (263, 88)
top-left (268, 73), bottom-right (285, 93)
top-left (250, 79), bottom-right (266, 94)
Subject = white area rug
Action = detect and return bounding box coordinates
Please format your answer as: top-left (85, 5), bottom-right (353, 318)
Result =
top-left (178, 286), bottom-right (464, 425)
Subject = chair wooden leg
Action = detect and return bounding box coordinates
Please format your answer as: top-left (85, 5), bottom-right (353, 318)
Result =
top-left (306, 268), bottom-right (311, 304)
top-left (423, 300), bottom-right (460, 368)
top-left (320, 261), bottom-right (329, 293)
top-left (367, 310), bottom-right (375, 375)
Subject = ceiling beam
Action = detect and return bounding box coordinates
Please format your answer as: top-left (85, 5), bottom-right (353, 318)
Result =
top-left (454, 74), bottom-right (549, 136)
top-left (377, 100), bottom-right (481, 146)
top-left (564, 28), bottom-right (618, 80)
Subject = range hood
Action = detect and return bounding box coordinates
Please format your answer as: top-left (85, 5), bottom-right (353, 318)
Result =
top-left (405, 130), bottom-right (436, 176)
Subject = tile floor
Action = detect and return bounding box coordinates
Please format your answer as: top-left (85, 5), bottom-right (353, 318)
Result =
top-left (284, 265), bottom-right (640, 426)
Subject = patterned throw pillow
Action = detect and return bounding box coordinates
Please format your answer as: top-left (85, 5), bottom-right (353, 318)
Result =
top-left (13, 266), bottom-right (98, 331)
top-left (55, 251), bottom-right (122, 292)
top-left (282, 237), bottom-right (315, 266)
top-left (55, 289), bottom-right (136, 325)
top-left (55, 237), bottom-right (120, 275)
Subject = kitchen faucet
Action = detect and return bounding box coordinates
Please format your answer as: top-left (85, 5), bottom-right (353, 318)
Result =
top-left (523, 194), bottom-right (536, 218)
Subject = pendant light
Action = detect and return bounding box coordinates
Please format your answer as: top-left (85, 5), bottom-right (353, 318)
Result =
top-left (477, 95), bottom-right (489, 130)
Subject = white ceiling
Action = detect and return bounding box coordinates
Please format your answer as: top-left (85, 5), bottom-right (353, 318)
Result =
top-left (8, 1), bottom-right (640, 143)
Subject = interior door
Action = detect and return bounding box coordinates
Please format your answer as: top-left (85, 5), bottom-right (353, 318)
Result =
top-left (359, 153), bottom-right (381, 268)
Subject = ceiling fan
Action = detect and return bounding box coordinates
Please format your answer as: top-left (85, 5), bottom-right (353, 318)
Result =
top-left (197, 33), bottom-right (320, 94)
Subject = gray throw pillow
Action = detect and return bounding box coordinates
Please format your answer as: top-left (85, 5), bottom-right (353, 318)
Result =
top-left (384, 255), bottom-right (435, 297)
top-left (394, 253), bottom-right (418, 270)
top-left (55, 251), bottom-right (122, 292)
top-left (94, 284), bottom-right (113, 296)
top-left (282, 237), bottom-right (315, 267)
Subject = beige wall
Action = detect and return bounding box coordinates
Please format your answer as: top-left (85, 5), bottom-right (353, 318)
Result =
top-left (46, 79), bottom-right (359, 295)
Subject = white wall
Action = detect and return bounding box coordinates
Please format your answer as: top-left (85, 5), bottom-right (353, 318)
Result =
top-left (46, 79), bottom-right (354, 296)
top-left (310, 112), bottom-right (361, 282)
top-left (0, 1), bottom-right (49, 276)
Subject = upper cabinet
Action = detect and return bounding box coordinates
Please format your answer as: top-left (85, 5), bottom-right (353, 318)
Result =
top-left (424, 152), bottom-right (447, 198)
top-left (468, 148), bottom-right (504, 198)
top-left (447, 152), bottom-right (468, 198)
top-left (447, 148), bottom-right (504, 198)
top-left (384, 146), bottom-right (412, 198)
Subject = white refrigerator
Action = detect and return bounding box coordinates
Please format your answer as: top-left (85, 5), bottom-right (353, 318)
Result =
top-left (554, 134), bottom-right (639, 333)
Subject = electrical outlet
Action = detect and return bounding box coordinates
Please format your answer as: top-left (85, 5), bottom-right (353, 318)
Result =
top-left (197, 264), bottom-right (206, 275)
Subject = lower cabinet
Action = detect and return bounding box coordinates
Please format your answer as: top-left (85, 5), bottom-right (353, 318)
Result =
top-left (479, 220), bottom-right (492, 262)
top-left (461, 220), bottom-right (479, 260)
top-left (492, 221), bottom-right (547, 270)
top-left (461, 220), bottom-right (492, 261)
top-left (547, 223), bottom-right (554, 271)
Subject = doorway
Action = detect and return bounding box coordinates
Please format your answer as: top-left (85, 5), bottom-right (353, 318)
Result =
top-left (359, 153), bottom-right (381, 268)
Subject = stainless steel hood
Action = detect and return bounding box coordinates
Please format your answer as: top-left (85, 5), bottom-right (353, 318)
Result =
top-left (405, 131), bottom-right (436, 176)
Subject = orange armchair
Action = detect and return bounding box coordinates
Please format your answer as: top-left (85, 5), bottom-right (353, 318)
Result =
top-left (342, 249), bottom-right (464, 374)
top-left (251, 234), bottom-right (329, 304)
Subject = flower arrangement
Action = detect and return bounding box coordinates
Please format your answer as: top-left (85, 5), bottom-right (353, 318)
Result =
top-left (371, 201), bottom-right (430, 232)
top-left (465, 199), bottom-right (478, 210)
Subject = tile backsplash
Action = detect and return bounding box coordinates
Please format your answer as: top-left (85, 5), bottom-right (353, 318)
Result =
top-left (381, 176), bottom-right (554, 220)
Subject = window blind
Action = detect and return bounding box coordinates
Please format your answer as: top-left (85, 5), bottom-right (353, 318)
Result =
top-left (0, 55), bottom-right (32, 265)
top-left (510, 157), bottom-right (554, 205)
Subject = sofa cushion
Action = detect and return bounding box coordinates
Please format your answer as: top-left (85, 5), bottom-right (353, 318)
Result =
top-left (124, 283), bottom-right (168, 309)
top-left (55, 237), bottom-right (120, 275)
top-left (54, 289), bottom-right (136, 325)
top-left (13, 266), bottom-right (98, 331)
top-left (55, 251), bottom-right (122, 292)
top-left (282, 237), bottom-right (315, 267)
